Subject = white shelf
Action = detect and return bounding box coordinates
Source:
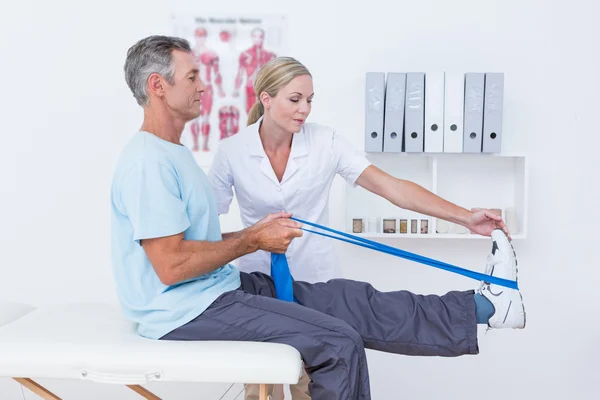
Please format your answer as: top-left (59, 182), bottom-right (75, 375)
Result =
top-left (345, 152), bottom-right (528, 240)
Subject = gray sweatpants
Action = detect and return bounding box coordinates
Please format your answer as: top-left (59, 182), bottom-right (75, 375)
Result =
top-left (161, 272), bottom-right (478, 400)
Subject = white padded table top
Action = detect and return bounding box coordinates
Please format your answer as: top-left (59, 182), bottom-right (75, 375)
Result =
top-left (0, 300), bottom-right (35, 327)
top-left (0, 302), bottom-right (302, 385)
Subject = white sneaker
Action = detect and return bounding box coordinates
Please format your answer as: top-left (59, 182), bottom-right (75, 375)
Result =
top-left (478, 229), bottom-right (526, 329)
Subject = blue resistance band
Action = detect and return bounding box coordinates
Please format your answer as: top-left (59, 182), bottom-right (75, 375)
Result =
top-left (290, 217), bottom-right (519, 291)
top-left (270, 253), bottom-right (295, 302)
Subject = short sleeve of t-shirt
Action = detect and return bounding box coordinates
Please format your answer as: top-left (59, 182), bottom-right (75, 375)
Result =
top-left (118, 158), bottom-right (191, 242)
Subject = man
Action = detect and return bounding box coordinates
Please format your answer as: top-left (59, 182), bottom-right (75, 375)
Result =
top-left (112, 35), bottom-right (525, 400)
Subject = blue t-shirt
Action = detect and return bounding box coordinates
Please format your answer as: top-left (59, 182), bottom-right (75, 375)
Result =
top-left (110, 131), bottom-right (241, 339)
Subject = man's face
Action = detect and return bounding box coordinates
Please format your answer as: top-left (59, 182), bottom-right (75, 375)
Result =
top-left (163, 50), bottom-right (206, 122)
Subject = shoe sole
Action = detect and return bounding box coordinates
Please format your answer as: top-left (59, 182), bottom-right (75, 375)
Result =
top-left (491, 230), bottom-right (527, 329)
top-left (492, 230), bottom-right (518, 280)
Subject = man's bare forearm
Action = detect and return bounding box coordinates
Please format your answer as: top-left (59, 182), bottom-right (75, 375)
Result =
top-left (167, 230), bottom-right (257, 284)
top-left (146, 213), bottom-right (300, 286)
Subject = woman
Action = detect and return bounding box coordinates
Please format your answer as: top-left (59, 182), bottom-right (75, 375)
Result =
top-left (208, 57), bottom-right (508, 400)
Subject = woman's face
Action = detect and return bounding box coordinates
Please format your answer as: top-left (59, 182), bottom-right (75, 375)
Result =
top-left (263, 74), bottom-right (314, 133)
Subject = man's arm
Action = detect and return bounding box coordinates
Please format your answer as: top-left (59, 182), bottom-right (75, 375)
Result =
top-left (142, 212), bottom-right (302, 286)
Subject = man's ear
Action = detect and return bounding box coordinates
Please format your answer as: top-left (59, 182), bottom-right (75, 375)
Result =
top-left (148, 73), bottom-right (165, 98)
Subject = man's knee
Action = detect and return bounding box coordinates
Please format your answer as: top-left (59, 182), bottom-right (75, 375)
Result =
top-left (330, 320), bottom-right (365, 355)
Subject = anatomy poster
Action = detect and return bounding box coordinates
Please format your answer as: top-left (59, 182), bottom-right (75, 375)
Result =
top-left (171, 14), bottom-right (287, 167)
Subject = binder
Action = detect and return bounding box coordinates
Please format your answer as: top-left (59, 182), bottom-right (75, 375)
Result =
top-left (383, 73), bottom-right (406, 152)
top-left (404, 72), bottom-right (425, 152)
top-left (463, 72), bottom-right (485, 153)
top-left (424, 72), bottom-right (445, 152)
top-left (364, 72), bottom-right (385, 152)
top-left (443, 72), bottom-right (465, 153)
top-left (482, 72), bottom-right (504, 153)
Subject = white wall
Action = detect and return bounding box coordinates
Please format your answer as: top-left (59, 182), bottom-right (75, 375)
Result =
top-left (1, 0), bottom-right (599, 398)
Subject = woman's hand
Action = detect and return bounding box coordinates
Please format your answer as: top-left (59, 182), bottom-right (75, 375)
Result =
top-left (467, 209), bottom-right (511, 239)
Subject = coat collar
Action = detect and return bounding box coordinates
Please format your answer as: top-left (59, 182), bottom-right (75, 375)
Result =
top-left (247, 116), bottom-right (308, 159)
top-left (247, 116), bottom-right (309, 184)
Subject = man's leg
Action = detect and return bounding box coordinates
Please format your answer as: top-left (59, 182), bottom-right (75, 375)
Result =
top-left (291, 229), bottom-right (524, 356)
top-left (294, 278), bottom-right (479, 356)
top-left (161, 274), bottom-right (371, 400)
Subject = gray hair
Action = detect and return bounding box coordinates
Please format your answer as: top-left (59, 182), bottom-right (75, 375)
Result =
top-left (124, 35), bottom-right (192, 106)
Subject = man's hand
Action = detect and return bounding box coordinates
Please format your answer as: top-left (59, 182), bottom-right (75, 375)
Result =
top-left (247, 212), bottom-right (303, 253)
top-left (139, 213), bottom-right (301, 286)
top-left (468, 209), bottom-right (511, 239)
top-left (255, 211), bottom-right (293, 226)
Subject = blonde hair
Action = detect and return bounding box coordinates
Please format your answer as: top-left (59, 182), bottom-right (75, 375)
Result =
top-left (247, 57), bottom-right (312, 126)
